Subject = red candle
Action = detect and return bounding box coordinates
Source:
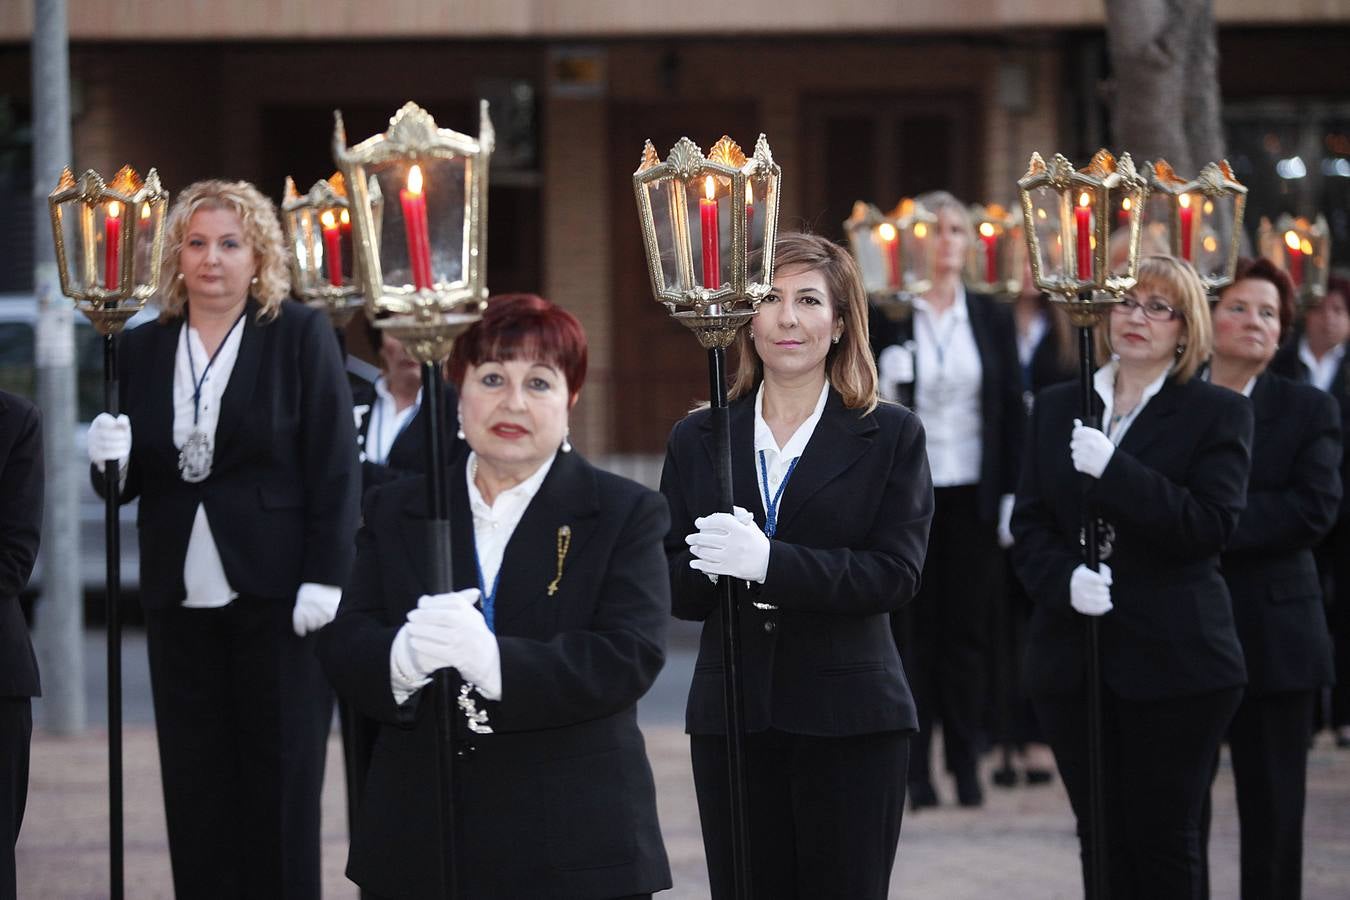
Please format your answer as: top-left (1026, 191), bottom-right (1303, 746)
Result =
top-left (700, 176), bottom-right (720, 290)
top-left (400, 164), bottom-right (434, 291)
top-left (104, 201), bottom-right (122, 289)
top-left (321, 209), bottom-right (344, 287)
top-left (877, 222), bottom-right (901, 289)
top-left (745, 180), bottom-right (756, 251)
top-left (1178, 193), bottom-right (1194, 261)
top-left (979, 222), bottom-right (998, 283)
top-left (1117, 196), bottom-right (1132, 229)
top-left (1285, 231), bottom-right (1303, 287)
top-left (1075, 192), bottom-right (1093, 280)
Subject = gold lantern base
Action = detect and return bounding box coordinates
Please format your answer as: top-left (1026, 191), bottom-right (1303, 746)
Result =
top-left (1051, 292), bottom-right (1119, 329)
top-left (79, 303), bottom-right (145, 337)
top-left (672, 308), bottom-right (757, 350)
top-left (377, 316), bottom-right (481, 365)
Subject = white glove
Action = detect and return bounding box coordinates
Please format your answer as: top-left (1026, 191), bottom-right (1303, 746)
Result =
top-left (1070, 419), bottom-right (1115, 479)
top-left (1069, 563), bottom-right (1113, 616)
top-left (88, 412), bottom-right (132, 467)
top-left (997, 493), bottom-right (1016, 549)
top-left (292, 582), bottom-right (341, 637)
top-left (700, 506), bottom-right (755, 584)
top-left (687, 505), bottom-right (770, 584)
top-left (392, 588), bottom-right (501, 701)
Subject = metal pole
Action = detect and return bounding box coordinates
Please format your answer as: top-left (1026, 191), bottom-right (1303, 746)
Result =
top-left (103, 333), bottom-right (124, 900)
top-left (420, 362), bottom-right (460, 900)
top-left (1077, 313), bottom-right (1108, 900)
top-left (708, 346), bottom-right (752, 900)
top-left (31, 0), bottom-right (86, 739)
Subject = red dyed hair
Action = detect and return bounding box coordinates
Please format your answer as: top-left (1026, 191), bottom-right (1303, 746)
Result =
top-left (1224, 256), bottom-right (1296, 338)
top-left (448, 293), bottom-right (588, 398)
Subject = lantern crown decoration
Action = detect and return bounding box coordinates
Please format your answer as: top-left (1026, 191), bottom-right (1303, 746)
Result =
top-left (1017, 150), bottom-right (1148, 313)
top-left (1143, 158), bottom-right (1246, 293)
top-left (48, 164), bottom-right (169, 335)
top-left (333, 100), bottom-right (494, 362)
top-left (1259, 213), bottom-right (1331, 307)
top-left (280, 170), bottom-right (364, 327)
top-left (632, 133), bottom-right (782, 347)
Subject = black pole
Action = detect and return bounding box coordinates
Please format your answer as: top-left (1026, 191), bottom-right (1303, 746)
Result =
top-left (1076, 312), bottom-right (1108, 900)
top-left (707, 346), bottom-right (752, 900)
top-left (103, 331), bottom-right (124, 900)
top-left (420, 362), bottom-right (459, 900)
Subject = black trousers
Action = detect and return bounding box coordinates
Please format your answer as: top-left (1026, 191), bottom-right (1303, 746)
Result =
top-left (145, 596), bottom-right (333, 900)
top-left (895, 485), bottom-right (1000, 786)
top-left (1035, 685), bottom-right (1242, 900)
top-left (0, 698), bottom-right (30, 900)
top-left (1223, 690), bottom-right (1316, 900)
top-left (690, 729), bottom-right (909, 900)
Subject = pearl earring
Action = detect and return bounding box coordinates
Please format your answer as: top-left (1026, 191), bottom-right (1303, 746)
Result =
top-left (561, 428), bottom-right (572, 453)
top-left (176, 272), bottom-right (185, 280)
top-left (456, 414), bottom-right (466, 441)
top-left (250, 276), bottom-right (259, 285)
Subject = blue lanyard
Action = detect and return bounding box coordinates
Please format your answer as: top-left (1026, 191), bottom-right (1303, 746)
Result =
top-left (757, 450), bottom-right (800, 538)
top-left (471, 537), bottom-right (500, 633)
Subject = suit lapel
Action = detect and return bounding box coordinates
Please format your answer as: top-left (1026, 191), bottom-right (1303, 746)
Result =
top-left (1117, 377), bottom-right (1182, 459)
top-left (773, 391), bottom-right (876, 536)
top-left (212, 300), bottom-right (264, 466)
top-left (142, 320), bottom-right (183, 470)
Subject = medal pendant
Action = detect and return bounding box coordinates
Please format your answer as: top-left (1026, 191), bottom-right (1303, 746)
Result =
top-left (179, 429), bottom-right (213, 483)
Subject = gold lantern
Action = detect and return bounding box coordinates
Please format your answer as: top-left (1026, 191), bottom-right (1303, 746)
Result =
top-left (1144, 159), bottom-right (1247, 293)
top-left (1258, 213), bottom-right (1331, 307)
top-left (280, 171), bottom-right (367, 327)
top-left (48, 165), bottom-right (169, 333)
top-left (333, 100), bottom-right (493, 362)
top-left (1018, 150), bottom-right (1148, 325)
top-left (966, 202), bottom-right (1024, 298)
top-left (633, 133), bottom-right (781, 348)
top-left (842, 198), bottom-right (936, 321)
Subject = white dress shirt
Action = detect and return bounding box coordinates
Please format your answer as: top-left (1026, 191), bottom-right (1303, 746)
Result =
top-left (913, 287), bottom-right (984, 486)
top-left (363, 380), bottom-right (421, 465)
top-left (1094, 359), bottom-right (1171, 446)
top-left (1298, 337), bottom-right (1347, 393)
top-left (1017, 310), bottom-right (1049, 369)
top-left (466, 450), bottom-right (558, 599)
top-left (752, 380), bottom-right (829, 521)
top-left (174, 317), bottom-right (245, 609)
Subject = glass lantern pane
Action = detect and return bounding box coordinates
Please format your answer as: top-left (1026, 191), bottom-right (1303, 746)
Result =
top-left (901, 219), bottom-right (934, 291)
top-left (1193, 193), bottom-right (1237, 284)
top-left (686, 174), bottom-right (729, 292)
top-left (96, 199), bottom-right (124, 292)
top-left (969, 221), bottom-right (1001, 287)
top-left (746, 177), bottom-right (772, 287)
top-left (1139, 190), bottom-right (1173, 261)
top-left (371, 157), bottom-right (468, 291)
top-left (847, 223), bottom-right (889, 295)
top-left (642, 178), bottom-right (684, 294)
top-left (54, 200), bottom-right (88, 293)
top-left (1027, 185), bottom-right (1066, 286)
top-left (131, 199), bottom-right (165, 296)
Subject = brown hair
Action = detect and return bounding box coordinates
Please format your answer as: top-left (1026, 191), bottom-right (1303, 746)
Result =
top-left (158, 179), bottom-right (290, 323)
top-left (728, 232), bottom-right (878, 413)
top-left (1097, 255), bottom-right (1212, 383)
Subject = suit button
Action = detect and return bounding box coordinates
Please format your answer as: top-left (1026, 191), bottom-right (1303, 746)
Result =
top-left (763, 619), bottom-right (776, 634)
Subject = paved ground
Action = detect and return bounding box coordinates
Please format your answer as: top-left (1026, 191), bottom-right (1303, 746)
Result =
top-left (17, 626), bottom-right (1350, 897)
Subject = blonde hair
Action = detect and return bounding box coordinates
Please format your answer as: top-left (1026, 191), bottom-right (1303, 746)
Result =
top-left (728, 232), bottom-right (878, 413)
top-left (158, 179), bottom-right (290, 323)
top-left (1098, 255), bottom-right (1212, 383)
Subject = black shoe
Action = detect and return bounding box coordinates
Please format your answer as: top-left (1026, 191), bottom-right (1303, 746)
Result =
top-left (991, 765), bottom-right (1018, 788)
top-left (955, 772), bottom-right (984, 807)
top-left (1025, 768), bottom-right (1054, 786)
top-left (909, 780), bottom-right (938, 810)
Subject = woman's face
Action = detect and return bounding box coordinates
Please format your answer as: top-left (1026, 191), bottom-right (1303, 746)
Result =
top-left (1306, 290), bottom-right (1350, 352)
top-left (178, 207), bottom-right (256, 313)
top-left (1109, 281), bottom-right (1186, 371)
top-left (1212, 277), bottom-right (1281, 370)
top-left (379, 333), bottom-right (421, 390)
top-left (458, 357), bottom-right (572, 474)
top-left (753, 264), bottom-right (841, 383)
top-left (932, 207), bottom-right (971, 277)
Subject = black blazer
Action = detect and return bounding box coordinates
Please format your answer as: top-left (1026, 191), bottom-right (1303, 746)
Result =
top-left (317, 450), bottom-right (673, 899)
top-left (871, 291), bottom-right (1023, 523)
top-left (1272, 334), bottom-right (1350, 526)
top-left (99, 299), bottom-right (360, 607)
top-left (0, 391), bottom-right (42, 698)
top-left (1219, 372), bottom-right (1340, 695)
top-left (351, 375), bottom-right (463, 493)
top-left (1012, 375), bottom-right (1253, 701)
top-left (661, 389), bottom-right (934, 736)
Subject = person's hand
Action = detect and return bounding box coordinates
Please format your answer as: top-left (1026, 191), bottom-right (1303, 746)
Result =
top-left (1069, 563), bottom-right (1113, 616)
top-left (997, 493), bottom-right (1016, 549)
top-left (292, 583), bottom-right (341, 636)
top-left (1070, 419), bottom-right (1115, 479)
top-left (393, 589), bottom-right (501, 700)
top-left (88, 413), bottom-right (132, 467)
top-left (687, 505), bottom-right (770, 584)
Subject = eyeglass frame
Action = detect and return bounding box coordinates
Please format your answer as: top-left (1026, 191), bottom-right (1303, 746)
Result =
top-left (1112, 293), bottom-right (1182, 322)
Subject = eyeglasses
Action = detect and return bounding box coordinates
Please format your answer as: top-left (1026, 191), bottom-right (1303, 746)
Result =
top-left (1113, 295), bottom-right (1180, 322)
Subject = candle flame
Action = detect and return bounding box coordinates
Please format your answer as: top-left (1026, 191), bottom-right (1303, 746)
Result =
top-left (1036, 208), bottom-right (1048, 220)
top-left (1121, 197), bottom-right (1132, 212)
top-left (1203, 200), bottom-right (1214, 215)
top-left (1301, 238), bottom-right (1314, 255)
top-left (107, 200), bottom-right (122, 219)
top-left (704, 176), bottom-right (716, 202)
top-left (1078, 192), bottom-right (1091, 208)
top-left (978, 222), bottom-right (996, 238)
top-left (340, 208), bottom-right (350, 226)
top-left (320, 210), bottom-right (338, 230)
top-left (745, 181), bottom-right (754, 204)
top-left (1203, 236), bottom-right (1218, 253)
top-left (1178, 193), bottom-right (1191, 209)
top-left (140, 202), bottom-right (152, 220)
top-left (878, 222), bottom-right (897, 242)
top-left (408, 164), bottom-right (424, 195)
top-left (913, 222), bottom-right (928, 239)
top-left (1285, 230), bottom-right (1301, 252)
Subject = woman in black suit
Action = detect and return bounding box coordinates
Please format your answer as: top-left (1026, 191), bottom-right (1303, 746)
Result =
top-left (86, 180), bottom-right (360, 898)
top-left (664, 232), bottom-right (934, 899)
top-left (873, 191), bottom-right (1023, 808)
top-left (1012, 255), bottom-right (1252, 898)
top-left (1206, 257), bottom-right (1339, 898)
top-left (319, 294), bottom-right (672, 899)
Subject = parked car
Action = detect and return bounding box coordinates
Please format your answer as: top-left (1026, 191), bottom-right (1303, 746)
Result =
top-left (0, 292), bottom-right (156, 597)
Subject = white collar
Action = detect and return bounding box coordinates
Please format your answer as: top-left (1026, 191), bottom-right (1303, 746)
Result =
top-left (373, 376), bottom-right (421, 411)
top-left (466, 450), bottom-right (557, 513)
top-left (1093, 358), bottom-right (1171, 415)
top-left (912, 284), bottom-right (969, 322)
top-left (754, 379), bottom-right (831, 458)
